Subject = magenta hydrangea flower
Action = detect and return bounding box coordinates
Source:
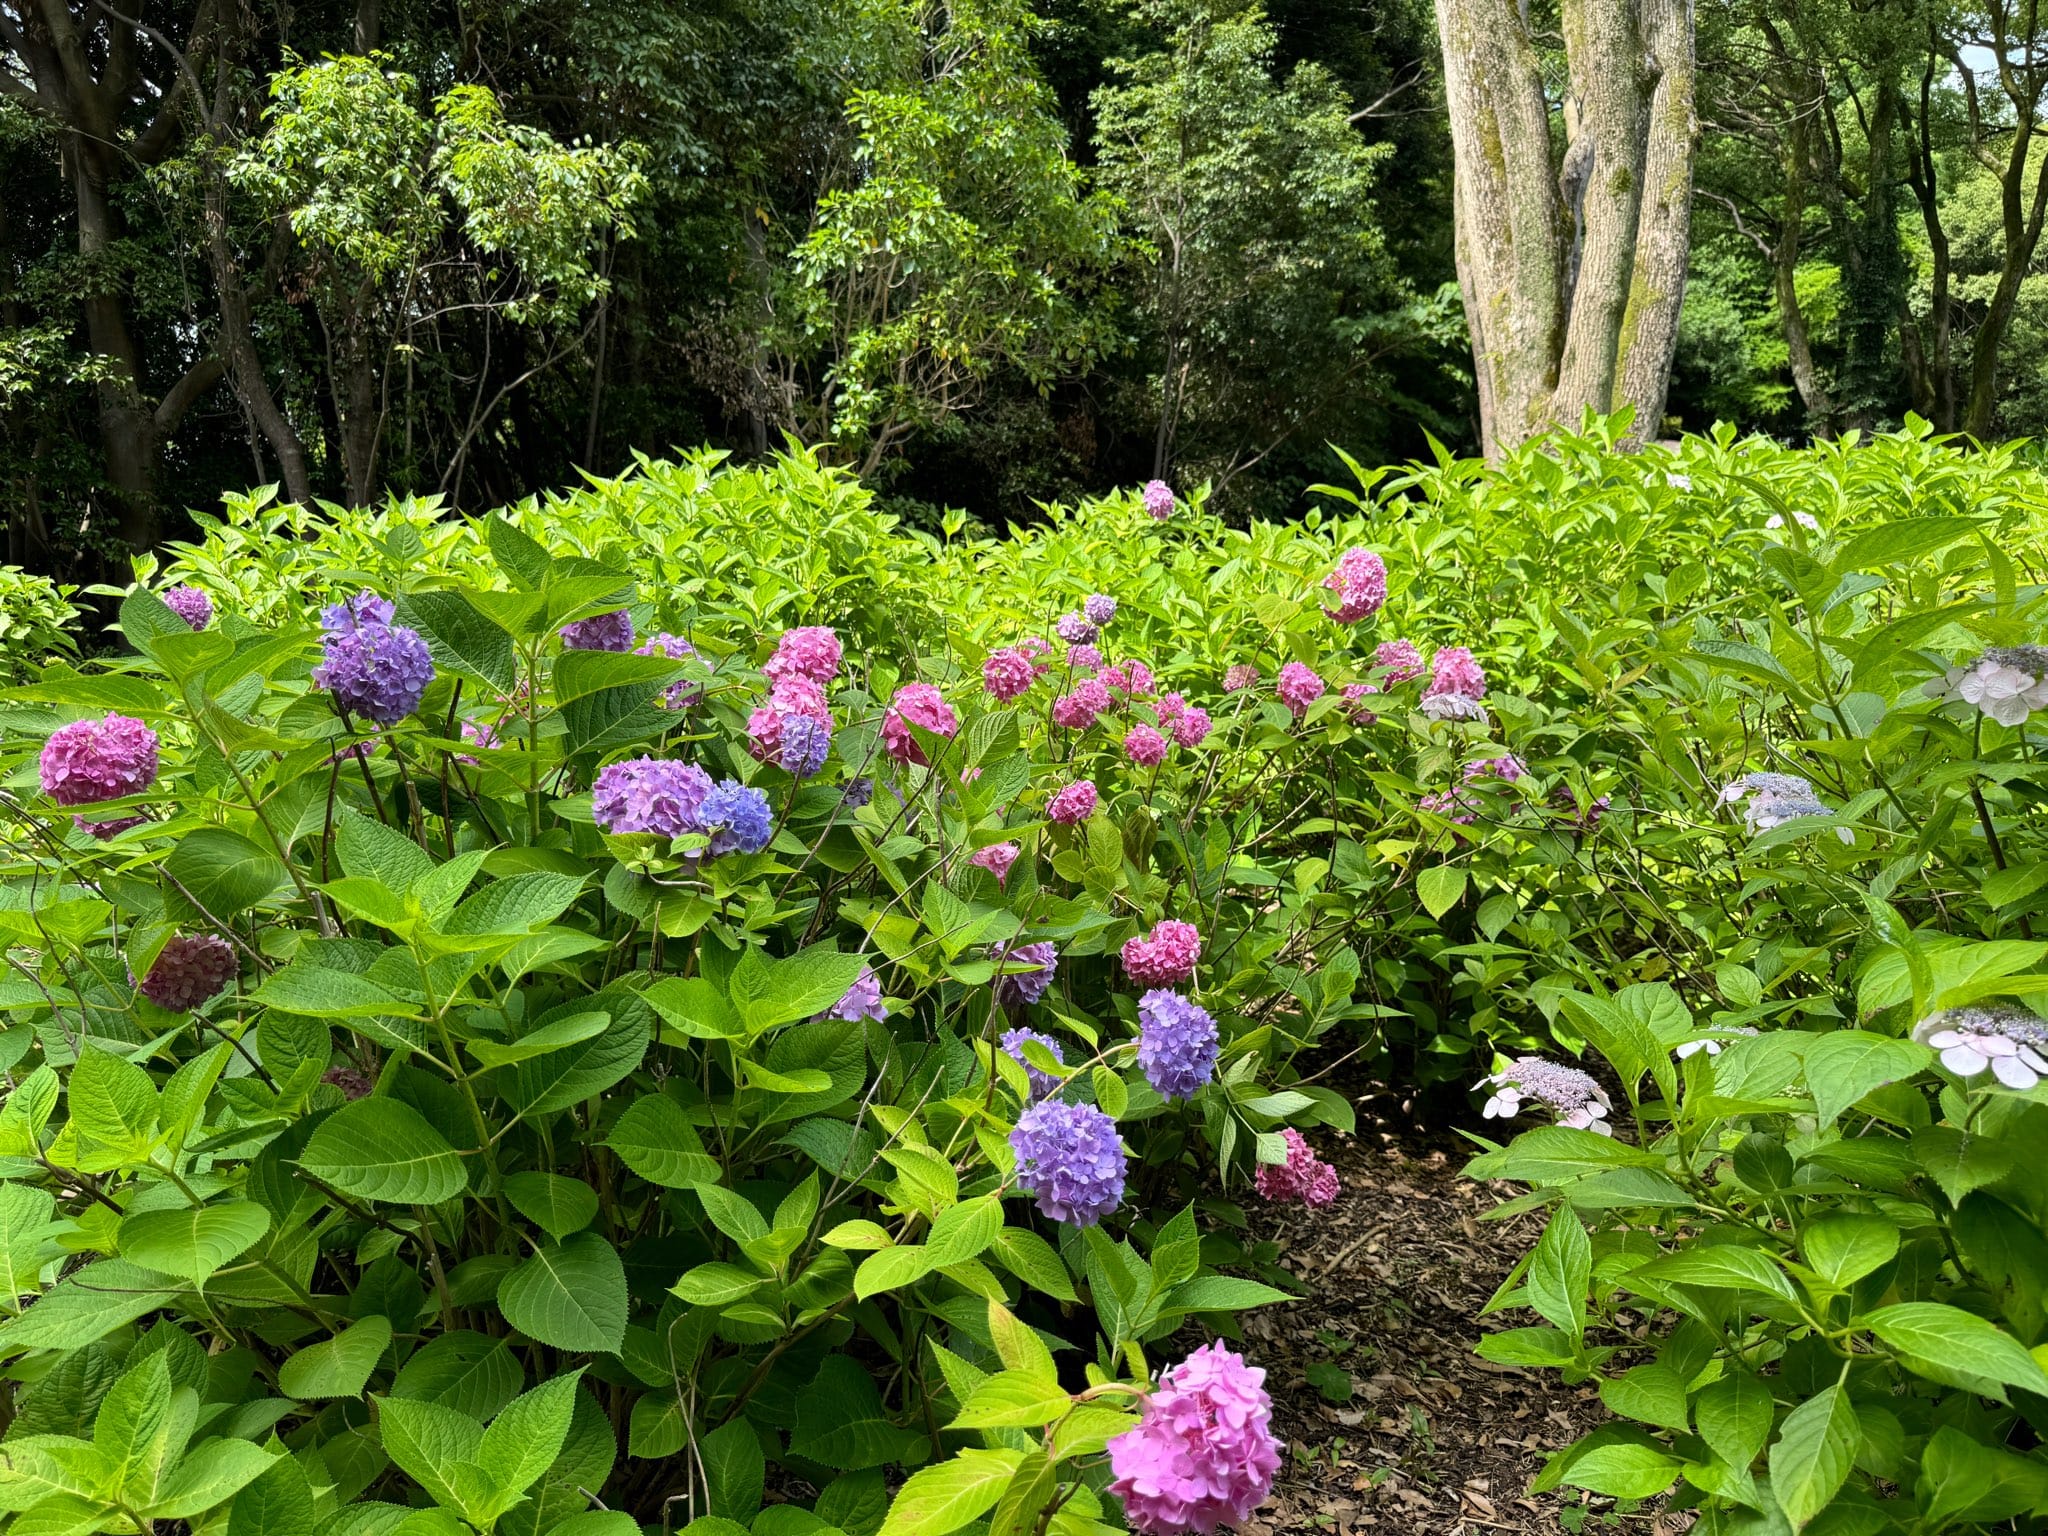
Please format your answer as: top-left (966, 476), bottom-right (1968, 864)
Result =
top-left (984, 647), bottom-right (1037, 702)
top-left (1275, 661), bottom-right (1325, 718)
top-left (1222, 664), bottom-right (1258, 694)
top-left (1255, 1129), bottom-right (1340, 1208)
top-left (1425, 646), bottom-right (1486, 702)
top-left (1142, 480), bottom-right (1176, 521)
top-left (1136, 990), bottom-right (1218, 1101)
top-left (138, 934), bottom-right (238, 1012)
top-left (882, 683), bottom-right (959, 765)
top-left (313, 621), bottom-right (436, 725)
top-left (1069, 644), bottom-right (1103, 673)
top-left (1020, 636), bottom-right (1055, 673)
top-left (560, 609), bottom-right (635, 652)
top-left (991, 939), bottom-right (1059, 1009)
top-left (1122, 919), bottom-right (1201, 987)
top-left (1341, 683), bottom-right (1377, 724)
top-left (40, 715), bottom-right (160, 807)
top-left (1375, 639), bottom-right (1424, 684)
top-left (76, 813), bottom-right (148, 839)
top-left (747, 676), bottom-right (832, 764)
top-left (1103, 660), bottom-right (1155, 698)
top-left (1171, 707), bottom-right (1213, 749)
top-left (971, 842), bottom-right (1021, 885)
top-left (321, 591), bottom-right (394, 632)
top-left (1085, 594), bottom-right (1118, 627)
top-left (592, 757), bottom-right (714, 838)
top-left (1152, 693), bottom-right (1187, 725)
top-left (764, 625), bottom-right (842, 685)
top-left (1322, 548), bottom-right (1387, 624)
top-left (1009, 1100), bottom-right (1127, 1226)
top-left (1107, 1342), bottom-right (1282, 1535)
top-left (1002, 1025), bottom-right (1065, 1101)
top-left (458, 718), bottom-right (501, 765)
top-left (163, 585), bottom-right (212, 630)
top-left (1048, 780), bottom-right (1098, 825)
top-left (819, 966), bottom-right (887, 1023)
top-left (1052, 678), bottom-right (1112, 730)
top-left (1125, 724), bottom-right (1170, 768)
top-left (636, 632), bottom-right (701, 709)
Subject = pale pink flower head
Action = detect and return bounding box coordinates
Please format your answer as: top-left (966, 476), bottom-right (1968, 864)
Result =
top-left (1171, 707), bottom-right (1212, 749)
top-left (1322, 547), bottom-right (1387, 624)
top-left (983, 647), bottom-right (1036, 702)
top-left (746, 675), bottom-right (832, 764)
top-left (763, 625), bottom-right (842, 685)
top-left (1374, 639), bottom-right (1424, 685)
top-left (1122, 918), bottom-right (1201, 987)
top-left (1125, 724), bottom-right (1170, 768)
top-left (971, 842), bottom-right (1021, 885)
top-left (1425, 646), bottom-right (1486, 703)
top-left (1255, 1129), bottom-right (1341, 1208)
top-left (1107, 1342), bottom-right (1281, 1535)
top-left (1275, 661), bottom-right (1326, 718)
top-left (1019, 636), bottom-right (1055, 674)
top-left (1068, 644), bottom-right (1103, 674)
top-left (1047, 780), bottom-right (1099, 825)
top-left (882, 683), bottom-right (958, 765)
top-left (1222, 664), bottom-right (1259, 694)
top-left (1142, 480), bottom-right (1176, 521)
top-left (40, 714), bottom-right (159, 807)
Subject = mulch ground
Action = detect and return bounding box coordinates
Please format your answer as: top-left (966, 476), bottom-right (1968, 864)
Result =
top-left (1234, 1086), bottom-right (1691, 1536)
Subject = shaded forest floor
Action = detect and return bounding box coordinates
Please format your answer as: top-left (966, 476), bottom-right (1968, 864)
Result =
top-left (1235, 1089), bottom-right (1689, 1536)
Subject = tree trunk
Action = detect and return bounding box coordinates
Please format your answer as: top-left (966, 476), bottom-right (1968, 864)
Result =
top-left (1433, 0), bottom-right (1698, 456)
top-left (1964, 132), bottom-right (2048, 438)
top-left (1899, 55), bottom-right (1955, 431)
top-left (1773, 111), bottom-right (1834, 431)
top-left (204, 189), bottom-right (313, 504)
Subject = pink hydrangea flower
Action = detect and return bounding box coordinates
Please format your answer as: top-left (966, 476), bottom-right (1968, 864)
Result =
top-left (1020, 636), bottom-right (1055, 674)
top-left (882, 683), bottom-right (959, 765)
top-left (1341, 682), bottom-right (1378, 725)
top-left (983, 647), bottom-right (1036, 702)
top-left (1322, 547), bottom-right (1387, 624)
top-left (1048, 780), bottom-right (1099, 825)
top-left (1255, 1129), bottom-right (1340, 1207)
top-left (1142, 480), bottom-right (1176, 520)
top-left (1222, 664), bottom-right (1259, 694)
top-left (1068, 643), bottom-right (1102, 673)
top-left (40, 715), bottom-right (160, 807)
top-left (1102, 660), bottom-right (1155, 698)
top-left (1171, 707), bottom-right (1212, 749)
top-left (746, 675), bottom-right (832, 764)
top-left (1051, 678), bottom-right (1113, 731)
top-left (763, 625), bottom-right (842, 685)
top-left (1152, 693), bottom-right (1187, 726)
top-left (1107, 1342), bottom-right (1281, 1535)
top-left (1425, 646), bottom-right (1486, 702)
top-left (1275, 661), bottom-right (1326, 718)
top-left (971, 843), bottom-right (1021, 885)
top-left (1375, 639), bottom-right (1424, 684)
top-left (1122, 918), bottom-right (1201, 987)
top-left (1125, 724), bottom-right (1170, 767)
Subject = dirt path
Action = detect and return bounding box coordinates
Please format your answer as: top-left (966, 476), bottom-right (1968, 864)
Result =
top-left (1236, 1097), bottom-right (1689, 1536)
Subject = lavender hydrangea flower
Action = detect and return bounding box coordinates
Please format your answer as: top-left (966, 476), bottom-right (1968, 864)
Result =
top-left (1010, 1100), bottom-right (1127, 1226)
top-left (779, 715), bottom-right (832, 779)
top-left (75, 813), bottom-right (148, 839)
top-left (1720, 771), bottom-right (1852, 843)
top-left (636, 631), bottom-right (701, 708)
top-left (163, 585), bottom-right (212, 630)
top-left (1001, 1025), bottom-right (1065, 1101)
top-left (313, 621), bottom-right (436, 725)
top-left (591, 757), bottom-right (714, 839)
top-left (138, 934), bottom-right (237, 1012)
top-left (1056, 612), bottom-right (1099, 646)
top-left (1925, 646), bottom-right (2048, 726)
top-left (1479, 1056), bottom-right (1612, 1134)
top-left (40, 714), bottom-right (159, 806)
top-left (560, 609), bottom-right (636, 652)
top-left (842, 777), bottom-right (874, 809)
top-left (819, 966), bottom-right (887, 1023)
top-left (1419, 692), bottom-right (1488, 722)
top-left (1085, 594), bottom-right (1118, 627)
top-left (1142, 480), bottom-right (1176, 521)
top-left (1069, 643), bottom-right (1103, 673)
top-left (1136, 990), bottom-right (1218, 1101)
top-left (1913, 1005), bottom-right (2048, 1089)
top-left (699, 780), bottom-right (775, 856)
top-left (991, 939), bottom-right (1059, 1009)
top-left (321, 591), bottom-right (394, 632)
top-left (1107, 1342), bottom-right (1282, 1535)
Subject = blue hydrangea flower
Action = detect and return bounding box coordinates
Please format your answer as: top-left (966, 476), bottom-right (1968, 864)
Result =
top-left (842, 777), bottom-right (874, 809)
top-left (1084, 593), bottom-right (1118, 627)
top-left (321, 591), bottom-right (395, 633)
top-left (700, 779), bottom-right (775, 856)
top-left (1136, 989), bottom-right (1219, 1101)
top-left (991, 939), bottom-right (1058, 1010)
top-left (780, 715), bottom-right (831, 779)
top-left (819, 966), bottom-right (886, 1023)
top-left (313, 622), bottom-right (436, 725)
top-left (1010, 1100), bottom-right (1127, 1227)
top-left (1001, 1026), bottom-right (1065, 1101)
top-left (592, 758), bottom-right (714, 839)
top-left (560, 609), bottom-right (636, 652)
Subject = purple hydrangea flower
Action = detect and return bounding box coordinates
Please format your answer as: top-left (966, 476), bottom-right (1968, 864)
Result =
top-left (591, 757), bottom-right (714, 839)
top-left (1720, 772), bottom-right (1851, 843)
top-left (321, 591), bottom-right (394, 633)
top-left (1108, 1343), bottom-right (1282, 1535)
top-left (560, 609), bottom-right (636, 652)
top-left (313, 621), bottom-right (436, 726)
top-left (820, 966), bottom-right (887, 1023)
top-left (163, 586), bottom-right (212, 630)
top-left (991, 939), bottom-right (1059, 1010)
top-left (139, 934), bottom-right (237, 1012)
top-left (1009, 1100), bottom-right (1127, 1226)
top-left (40, 714), bottom-right (159, 807)
top-left (1056, 612), bottom-right (1099, 646)
top-left (76, 813), bottom-right (148, 839)
top-left (1001, 1025), bottom-right (1065, 1101)
top-left (1084, 594), bottom-right (1118, 627)
top-left (1069, 644), bottom-right (1103, 673)
top-left (842, 777), bottom-right (874, 809)
top-left (1136, 990), bottom-right (1218, 1101)
top-left (780, 715), bottom-right (832, 779)
top-left (1142, 480), bottom-right (1175, 521)
top-left (699, 779), bottom-right (775, 856)
top-left (636, 632), bottom-right (701, 709)
top-left (1479, 1057), bottom-right (1612, 1134)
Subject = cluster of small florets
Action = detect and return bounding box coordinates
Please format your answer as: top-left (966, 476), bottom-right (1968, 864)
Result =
top-left (560, 609), bottom-right (636, 652)
top-left (1255, 1128), bottom-right (1340, 1208)
top-left (1419, 646), bottom-right (1486, 722)
top-left (970, 843), bottom-right (1021, 887)
top-left (313, 592), bottom-right (436, 726)
top-left (635, 632), bottom-right (700, 709)
top-left (163, 585), bottom-right (213, 630)
top-left (1223, 664), bottom-right (1259, 694)
top-left (820, 966), bottom-right (887, 1023)
top-left (1479, 1057), bottom-right (1612, 1134)
top-left (1925, 646), bottom-right (2048, 726)
top-left (1720, 771), bottom-right (1850, 842)
top-left (882, 683), bottom-right (959, 765)
top-left (841, 777), bottom-right (874, 810)
top-left (748, 674), bottom-right (832, 765)
top-left (592, 757), bottom-right (773, 856)
top-left (991, 939), bottom-right (1060, 1010)
top-left (1001, 1025), bottom-right (1066, 1101)
top-left (1056, 612), bottom-right (1099, 646)
top-left (138, 934), bottom-right (238, 1012)
top-left (699, 780), bottom-right (776, 856)
top-left (764, 625), bottom-right (842, 686)
top-left (40, 715), bottom-right (160, 818)
top-left (983, 647), bottom-right (1037, 702)
top-left (1375, 639), bottom-right (1424, 684)
top-left (1070, 643), bottom-right (1103, 673)
top-left (1123, 919), bottom-right (1201, 987)
top-left (1102, 660), bottom-right (1155, 699)
top-left (1276, 661), bottom-right (1325, 718)
top-left (1085, 593), bottom-right (1118, 627)
top-left (1322, 547), bottom-right (1387, 624)
top-left (1125, 724), bottom-right (1171, 768)
top-left (1914, 1005), bottom-right (2048, 1090)
top-left (1764, 510), bottom-right (1821, 533)
top-left (1010, 1099), bottom-right (1127, 1226)
top-left (1106, 1342), bottom-right (1282, 1536)
top-left (1136, 990), bottom-right (1219, 1100)
top-left (1048, 780), bottom-right (1099, 825)
top-left (778, 716), bottom-right (832, 779)
top-left (1142, 480), bottom-right (1176, 520)
top-left (1150, 693), bottom-right (1213, 748)
top-left (1052, 677), bottom-right (1114, 731)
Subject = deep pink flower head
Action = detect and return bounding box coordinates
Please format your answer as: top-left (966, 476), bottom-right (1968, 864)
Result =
top-left (1171, 707), bottom-right (1212, 749)
top-left (1375, 639), bottom-right (1424, 684)
top-left (163, 586), bottom-right (212, 630)
top-left (984, 647), bottom-right (1036, 702)
top-left (1255, 1129), bottom-right (1340, 1208)
top-left (1222, 665), bottom-right (1258, 694)
top-left (882, 683), bottom-right (958, 765)
top-left (139, 934), bottom-right (238, 1013)
top-left (971, 842), bottom-right (1021, 885)
top-left (1275, 661), bottom-right (1325, 718)
top-left (1464, 754), bottom-right (1526, 785)
top-left (1125, 724), bottom-right (1170, 768)
top-left (1122, 919), bottom-right (1201, 987)
top-left (1048, 780), bottom-right (1098, 825)
top-left (1142, 480), bottom-right (1176, 521)
top-left (1107, 1342), bottom-right (1282, 1535)
top-left (747, 676), bottom-right (832, 763)
top-left (1152, 693), bottom-right (1187, 726)
top-left (1425, 646), bottom-right (1486, 702)
top-left (1052, 678), bottom-right (1112, 731)
top-left (41, 715), bottom-right (159, 807)
top-left (764, 625), bottom-right (842, 685)
top-left (1322, 548), bottom-right (1387, 624)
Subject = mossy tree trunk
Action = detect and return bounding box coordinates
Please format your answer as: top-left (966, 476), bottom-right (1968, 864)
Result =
top-left (1434, 0), bottom-right (1698, 457)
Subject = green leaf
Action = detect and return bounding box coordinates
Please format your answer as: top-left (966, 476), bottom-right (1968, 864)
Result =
top-left (504, 1173), bottom-right (599, 1240)
top-left (1629, 1244), bottom-right (1798, 1302)
top-left (226, 1451), bottom-right (317, 1536)
top-left (1418, 865), bottom-right (1466, 918)
top-left (252, 964), bottom-right (416, 1021)
top-left (1161, 1275), bottom-right (1294, 1313)
top-left (465, 1011), bottom-right (610, 1069)
top-left (163, 828), bottom-right (289, 917)
top-left (477, 1372), bottom-right (583, 1510)
top-left (1554, 1438), bottom-right (1682, 1500)
top-left (1863, 1302), bottom-right (2048, 1398)
top-left (1911, 1127), bottom-right (2016, 1204)
top-left (0, 1184), bottom-right (58, 1307)
top-left (509, 1004), bottom-right (649, 1115)
top-left (1918, 1423), bottom-right (2048, 1528)
top-left (395, 590), bottom-right (517, 692)
top-left (498, 1233), bottom-right (628, 1352)
top-left (949, 1371), bottom-right (1072, 1430)
top-left (1695, 1373), bottom-right (1773, 1472)
top-left (855, 1245), bottom-right (933, 1301)
top-left (0, 1260), bottom-right (178, 1356)
top-left (791, 1356), bottom-right (919, 1471)
top-left (1800, 1216), bottom-right (1899, 1290)
top-left (1804, 1032), bottom-right (1931, 1128)
top-left (118, 1202), bottom-right (271, 1283)
top-left (67, 1046), bottom-right (158, 1154)
top-left (606, 1095), bottom-right (721, 1188)
top-left (1835, 516), bottom-right (1981, 572)
top-left (95, 1351), bottom-right (176, 1502)
top-left (334, 807), bottom-right (435, 894)
top-left (391, 1331), bottom-right (525, 1421)
top-left (278, 1315), bottom-right (393, 1400)
top-left (1526, 1207), bottom-right (1590, 1337)
top-left (990, 1228), bottom-right (1075, 1303)
top-left (671, 1263), bottom-right (768, 1307)
top-left (1770, 1381), bottom-right (1858, 1530)
top-left (299, 1099), bottom-right (468, 1204)
top-left (925, 1197), bottom-right (1003, 1269)
top-left (145, 1438), bottom-right (279, 1520)
top-left (378, 1394), bottom-right (485, 1513)
top-left (1599, 1363), bottom-right (1688, 1432)
top-left (876, 1449), bottom-right (1023, 1536)
top-left (700, 1418), bottom-right (764, 1521)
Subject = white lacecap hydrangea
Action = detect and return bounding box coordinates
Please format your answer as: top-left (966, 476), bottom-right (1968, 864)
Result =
top-left (1479, 1056), bottom-right (1612, 1134)
top-left (1675, 1025), bottom-right (1760, 1059)
top-left (1419, 693), bottom-right (1486, 723)
top-left (1720, 771), bottom-right (1852, 844)
top-left (1764, 510), bottom-right (1821, 532)
top-left (1913, 1005), bottom-right (2048, 1090)
top-left (1924, 646), bottom-right (2048, 727)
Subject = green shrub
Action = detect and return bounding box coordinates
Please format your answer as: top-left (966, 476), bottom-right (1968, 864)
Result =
top-left (0, 564), bottom-right (79, 680)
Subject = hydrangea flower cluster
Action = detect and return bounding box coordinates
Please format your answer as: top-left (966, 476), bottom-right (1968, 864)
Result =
top-left (1322, 547), bottom-right (1387, 623)
top-left (1070, 643), bottom-right (1103, 673)
top-left (764, 625), bottom-right (842, 685)
top-left (138, 934), bottom-right (238, 1012)
top-left (1048, 780), bottom-right (1098, 825)
top-left (1142, 480), bottom-right (1176, 520)
top-left (1136, 990), bottom-right (1218, 1100)
top-left (1913, 1005), bottom-right (2048, 1089)
top-left (560, 609), bottom-right (635, 652)
top-left (40, 714), bottom-right (160, 808)
top-left (1720, 772), bottom-right (1851, 842)
top-left (991, 939), bottom-right (1059, 1009)
top-left (1001, 1025), bottom-right (1065, 1101)
top-left (699, 780), bottom-right (775, 856)
top-left (983, 647), bottom-right (1036, 702)
top-left (313, 596), bottom-right (436, 726)
top-left (163, 585), bottom-right (212, 630)
top-left (322, 591), bottom-right (393, 631)
top-left (1375, 639), bottom-right (1424, 684)
top-left (1254, 1128), bottom-right (1339, 1207)
top-left (1222, 664), bottom-right (1258, 694)
top-left (842, 777), bottom-right (874, 810)
top-left (1275, 661), bottom-right (1325, 718)
top-left (748, 675), bottom-right (833, 764)
top-left (1925, 646), bottom-right (2048, 726)
top-left (779, 715), bottom-right (831, 779)
top-left (1341, 682), bottom-right (1378, 725)
top-left (1052, 678), bottom-right (1113, 730)
top-left (1102, 660), bottom-right (1155, 698)
top-left (1056, 612), bottom-right (1099, 646)
top-left (1085, 593), bottom-right (1118, 627)
top-left (820, 966), bottom-right (887, 1023)
top-left (1765, 510), bottom-right (1821, 532)
top-left (970, 842), bottom-right (1020, 885)
top-left (635, 632), bottom-right (700, 709)
top-left (1419, 646), bottom-right (1485, 721)
top-left (1010, 1100), bottom-right (1127, 1226)
top-left (1126, 724), bottom-right (1170, 768)
top-left (1479, 1057), bottom-right (1612, 1133)
top-left (1170, 706), bottom-right (1211, 748)
top-left (1106, 1342), bottom-right (1281, 1536)
top-left (592, 758), bottom-right (713, 839)
top-left (882, 683), bottom-right (959, 765)
top-left (1123, 919), bottom-right (1201, 987)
